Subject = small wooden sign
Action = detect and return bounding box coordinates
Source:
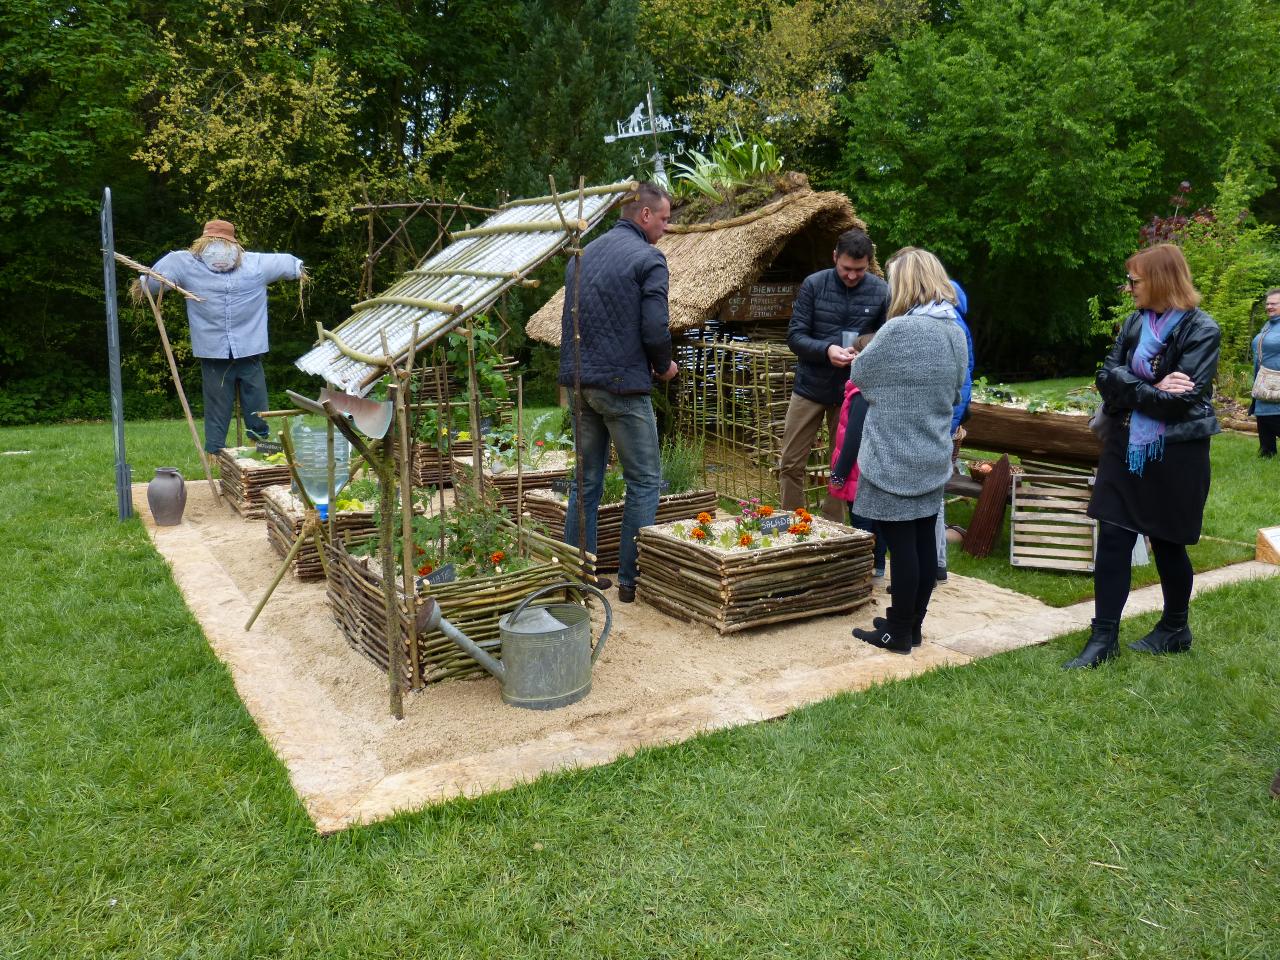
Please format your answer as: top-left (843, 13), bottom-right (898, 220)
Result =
top-left (1257, 526), bottom-right (1280, 565)
top-left (758, 512), bottom-right (794, 536)
top-left (721, 283), bottom-right (800, 323)
top-left (416, 563), bottom-right (458, 589)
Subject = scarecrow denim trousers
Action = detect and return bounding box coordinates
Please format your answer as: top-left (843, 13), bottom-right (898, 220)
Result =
top-left (200, 354), bottom-right (270, 453)
top-left (564, 388), bottom-right (661, 588)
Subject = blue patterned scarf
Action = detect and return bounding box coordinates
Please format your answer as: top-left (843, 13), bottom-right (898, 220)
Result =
top-left (1127, 308), bottom-right (1187, 474)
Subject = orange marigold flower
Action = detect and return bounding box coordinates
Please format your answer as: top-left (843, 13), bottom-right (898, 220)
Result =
top-left (489, 550), bottom-right (505, 565)
top-left (794, 508), bottom-right (813, 522)
top-left (416, 562), bottom-right (434, 576)
top-left (758, 505), bottom-right (774, 516)
top-left (789, 522), bottom-right (812, 536)
top-left (696, 512), bottom-right (713, 524)
top-left (690, 528), bottom-right (707, 540)
top-left (738, 533), bottom-right (753, 547)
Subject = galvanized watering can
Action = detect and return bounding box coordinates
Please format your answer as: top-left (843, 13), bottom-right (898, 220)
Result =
top-left (421, 582), bottom-right (612, 710)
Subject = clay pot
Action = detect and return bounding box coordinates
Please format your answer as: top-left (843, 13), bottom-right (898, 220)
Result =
top-left (148, 467), bottom-right (187, 525)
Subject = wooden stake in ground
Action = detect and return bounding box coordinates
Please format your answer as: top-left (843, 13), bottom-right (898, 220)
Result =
top-left (136, 280), bottom-right (222, 504)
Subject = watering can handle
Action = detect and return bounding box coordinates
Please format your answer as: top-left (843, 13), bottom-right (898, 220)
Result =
top-left (509, 581), bottom-right (612, 664)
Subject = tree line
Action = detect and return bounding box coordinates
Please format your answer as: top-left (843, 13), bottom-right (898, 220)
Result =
top-left (2, 0), bottom-right (1277, 424)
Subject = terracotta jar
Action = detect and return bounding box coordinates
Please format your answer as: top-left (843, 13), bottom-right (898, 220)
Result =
top-left (148, 467), bottom-right (187, 525)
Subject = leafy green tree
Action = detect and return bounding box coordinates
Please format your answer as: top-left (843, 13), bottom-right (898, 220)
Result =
top-left (841, 0), bottom-right (1280, 370)
top-left (495, 0), bottom-right (651, 195)
top-left (641, 0), bottom-right (922, 177)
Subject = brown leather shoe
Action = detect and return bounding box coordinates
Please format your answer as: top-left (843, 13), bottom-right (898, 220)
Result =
top-left (618, 584), bottom-right (636, 603)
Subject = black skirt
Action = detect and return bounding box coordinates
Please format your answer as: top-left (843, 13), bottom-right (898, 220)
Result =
top-left (1087, 427), bottom-right (1211, 545)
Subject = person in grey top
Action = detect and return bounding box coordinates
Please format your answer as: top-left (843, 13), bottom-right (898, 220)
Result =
top-left (135, 219), bottom-right (304, 452)
top-left (846, 248), bottom-right (968, 655)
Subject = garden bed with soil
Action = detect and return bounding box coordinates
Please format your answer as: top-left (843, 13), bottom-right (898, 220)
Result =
top-left (452, 450), bottom-right (572, 509)
top-left (262, 486), bottom-right (377, 581)
top-left (637, 512), bottom-right (876, 633)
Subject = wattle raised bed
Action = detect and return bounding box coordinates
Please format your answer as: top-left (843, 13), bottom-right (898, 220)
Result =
top-left (637, 515), bottom-right (875, 634)
top-left (261, 486), bottom-right (377, 581)
top-left (522, 487), bottom-right (719, 573)
top-left (451, 450), bottom-right (571, 510)
top-left (216, 447), bottom-right (292, 519)
top-left (325, 518), bottom-right (597, 686)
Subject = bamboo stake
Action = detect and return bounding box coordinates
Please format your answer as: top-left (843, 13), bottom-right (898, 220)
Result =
top-left (138, 282), bottom-right (221, 504)
top-left (351, 295), bottom-right (463, 314)
top-left (464, 319), bottom-right (483, 502)
top-left (244, 510), bottom-right (318, 630)
top-left (398, 323), bottom-right (423, 690)
top-left (516, 374), bottom-right (525, 547)
top-left (499, 181), bottom-right (637, 208)
top-left (378, 384), bottom-right (405, 718)
top-left (448, 220), bottom-right (587, 240)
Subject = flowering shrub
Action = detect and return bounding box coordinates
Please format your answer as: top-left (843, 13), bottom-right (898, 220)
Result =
top-left (734, 498), bottom-right (777, 533)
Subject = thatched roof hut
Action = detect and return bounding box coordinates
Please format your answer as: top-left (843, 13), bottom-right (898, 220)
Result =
top-left (525, 184), bottom-right (866, 345)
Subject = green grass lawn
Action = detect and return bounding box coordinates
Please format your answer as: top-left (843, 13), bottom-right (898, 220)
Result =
top-left (3, 419), bottom-right (1279, 958)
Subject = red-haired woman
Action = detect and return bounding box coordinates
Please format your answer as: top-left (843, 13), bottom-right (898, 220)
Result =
top-left (1066, 244), bottom-right (1221, 668)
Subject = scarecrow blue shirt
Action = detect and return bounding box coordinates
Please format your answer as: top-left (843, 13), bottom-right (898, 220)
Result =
top-left (141, 251), bottom-right (304, 360)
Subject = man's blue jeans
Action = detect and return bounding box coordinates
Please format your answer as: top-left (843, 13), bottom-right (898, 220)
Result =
top-left (564, 388), bottom-right (661, 587)
top-left (200, 355), bottom-right (270, 453)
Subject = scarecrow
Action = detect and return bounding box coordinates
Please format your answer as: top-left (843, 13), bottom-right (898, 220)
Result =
top-left (133, 219), bottom-right (305, 452)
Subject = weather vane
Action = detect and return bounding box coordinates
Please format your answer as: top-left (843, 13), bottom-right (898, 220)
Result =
top-left (603, 84), bottom-right (690, 184)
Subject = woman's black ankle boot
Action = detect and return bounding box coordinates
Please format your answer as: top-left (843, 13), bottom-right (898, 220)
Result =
top-left (1063, 618), bottom-right (1120, 669)
top-left (1128, 610), bottom-right (1192, 654)
top-left (872, 615), bottom-right (923, 646)
top-left (854, 608), bottom-right (913, 654)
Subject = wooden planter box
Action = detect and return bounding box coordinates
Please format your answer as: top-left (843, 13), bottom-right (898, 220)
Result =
top-left (963, 401), bottom-right (1100, 468)
top-left (325, 518), bottom-right (597, 686)
top-left (262, 486), bottom-right (377, 581)
top-left (216, 447), bottom-right (292, 519)
top-left (522, 488), bottom-right (719, 573)
top-left (391, 438), bottom-right (453, 488)
top-left (637, 516), bottom-right (875, 634)
top-left (452, 451), bottom-right (572, 510)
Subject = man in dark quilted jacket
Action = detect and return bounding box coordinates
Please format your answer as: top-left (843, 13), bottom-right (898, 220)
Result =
top-left (780, 228), bottom-right (889, 521)
top-left (558, 182), bottom-right (679, 602)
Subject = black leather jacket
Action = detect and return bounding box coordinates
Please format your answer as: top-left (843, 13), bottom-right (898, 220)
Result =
top-left (1096, 307), bottom-right (1221, 443)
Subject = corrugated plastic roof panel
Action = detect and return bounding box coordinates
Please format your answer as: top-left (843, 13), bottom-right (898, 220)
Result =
top-left (296, 180), bottom-right (637, 396)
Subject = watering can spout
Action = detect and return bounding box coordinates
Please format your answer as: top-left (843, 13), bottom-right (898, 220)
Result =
top-left (417, 599), bottom-right (506, 682)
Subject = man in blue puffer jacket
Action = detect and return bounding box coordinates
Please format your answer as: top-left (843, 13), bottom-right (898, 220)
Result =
top-left (558, 182), bottom-right (679, 602)
top-left (781, 228), bottom-right (889, 520)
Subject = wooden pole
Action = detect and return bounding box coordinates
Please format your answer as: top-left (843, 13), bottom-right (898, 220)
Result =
top-left (380, 383), bottom-right (405, 718)
top-left (398, 325), bottom-right (423, 691)
top-left (139, 283), bottom-right (221, 504)
top-left (516, 374), bottom-right (525, 545)
top-left (464, 318), bottom-right (484, 502)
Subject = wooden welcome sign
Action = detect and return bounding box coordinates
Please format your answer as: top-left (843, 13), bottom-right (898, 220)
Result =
top-left (721, 283), bottom-right (800, 322)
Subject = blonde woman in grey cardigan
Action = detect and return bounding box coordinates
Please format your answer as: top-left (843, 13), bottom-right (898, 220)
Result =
top-left (847, 248), bottom-right (968, 654)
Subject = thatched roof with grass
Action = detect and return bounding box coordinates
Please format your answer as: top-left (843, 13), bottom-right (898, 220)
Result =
top-left (525, 185), bottom-right (866, 346)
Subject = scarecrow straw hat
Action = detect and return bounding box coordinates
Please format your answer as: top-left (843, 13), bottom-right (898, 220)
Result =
top-left (200, 219), bottom-right (237, 243)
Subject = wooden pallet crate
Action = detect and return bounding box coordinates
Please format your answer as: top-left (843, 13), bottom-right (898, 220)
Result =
top-left (1009, 471), bottom-right (1098, 572)
top-left (521, 488), bottom-right (719, 572)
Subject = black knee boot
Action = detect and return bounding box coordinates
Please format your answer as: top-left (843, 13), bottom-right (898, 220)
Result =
top-left (1129, 610), bottom-right (1192, 654)
top-left (1063, 618), bottom-right (1120, 670)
